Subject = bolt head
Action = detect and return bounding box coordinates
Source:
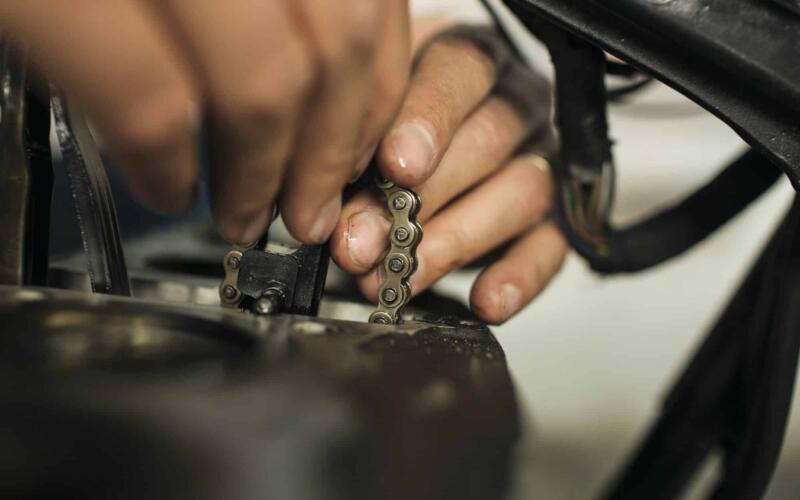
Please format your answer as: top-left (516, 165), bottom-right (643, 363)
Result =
top-left (382, 288), bottom-right (399, 304)
top-left (227, 255), bottom-right (241, 270)
top-left (389, 258), bottom-right (405, 273)
top-left (254, 296), bottom-right (278, 316)
top-left (370, 313), bottom-right (393, 325)
top-left (395, 227), bottom-right (410, 242)
top-left (392, 196), bottom-right (407, 210)
top-left (222, 285), bottom-right (238, 300)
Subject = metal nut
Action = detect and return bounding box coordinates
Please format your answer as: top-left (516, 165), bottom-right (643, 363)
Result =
top-left (382, 287), bottom-right (399, 304)
top-left (254, 296), bottom-right (279, 316)
top-left (369, 312), bottom-right (393, 325)
top-left (221, 285), bottom-right (238, 300)
top-left (389, 257), bottom-right (405, 273)
top-left (392, 195), bottom-right (407, 210)
top-left (394, 227), bottom-right (410, 242)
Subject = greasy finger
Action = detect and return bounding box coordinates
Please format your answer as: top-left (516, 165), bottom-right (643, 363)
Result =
top-left (331, 95), bottom-right (530, 274)
top-left (378, 32), bottom-right (497, 186)
top-left (358, 153), bottom-right (553, 301)
top-left (0, 0), bottom-right (198, 213)
top-left (155, 0), bottom-right (314, 244)
top-left (470, 222), bottom-right (568, 325)
top-left (280, 0), bottom-right (385, 244)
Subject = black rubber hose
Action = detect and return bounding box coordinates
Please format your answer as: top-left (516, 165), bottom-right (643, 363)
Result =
top-left (566, 149), bottom-right (783, 274)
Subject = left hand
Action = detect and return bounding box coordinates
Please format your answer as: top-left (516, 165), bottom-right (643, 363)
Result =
top-left (329, 25), bottom-right (569, 325)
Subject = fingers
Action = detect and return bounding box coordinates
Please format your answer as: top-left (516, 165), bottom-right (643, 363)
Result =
top-left (279, 0), bottom-right (389, 244)
top-left (330, 189), bottom-right (392, 274)
top-left (470, 222), bottom-right (568, 325)
top-left (414, 97), bottom-right (531, 220)
top-left (330, 95), bottom-right (529, 274)
top-left (0, 0), bottom-right (198, 213)
top-left (351, 0), bottom-right (411, 180)
top-left (378, 35), bottom-right (497, 187)
top-left (153, 0), bottom-right (315, 244)
top-left (357, 153), bottom-right (554, 301)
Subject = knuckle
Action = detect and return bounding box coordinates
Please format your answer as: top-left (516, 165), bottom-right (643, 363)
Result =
top-left (508, 164), bottom-right (550, 216)
top-left (218, 44), bottom-right (316, 127)
top-left (427, 37), bottom-right (495, 84)
top-left (343, 3), bottom-right (381, 54)
top-left (322, 5), bottom-right (380, 65)
top-left (432, 227), bottom-right (469, 275)
top-left (112, 89), bottom-right (193, 157)
top-left (465, 108), bottom-right (509, 155)
top-left (413, 82), bottom-right (462, 138)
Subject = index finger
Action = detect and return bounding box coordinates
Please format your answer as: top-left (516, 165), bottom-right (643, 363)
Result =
top-left (377, 27), bottom-right (508, 187)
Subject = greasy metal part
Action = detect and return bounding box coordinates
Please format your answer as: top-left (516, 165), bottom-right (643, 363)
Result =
top-left (504, 0), bottom-right (800, 187)
top-left (0, 39), bottom-right (52, 287)
top-left (772, 0), bottom-right (800, 16)
top-left (51, 94), bottom-right (131, 296)
top-left (0, 284), bottom-right (518, 500)
top-left (0, 38), bottom-right (27, 286)
top-left (22, 82), bottom-right (53, 286)
top-left (48, 265), bottom-right (224, 307)
top-left (220, 242), bottom-right (330, 316)
top-left (369, 176), bottom-right (423, 325)
top-left (253, 289), bottom-right (283, 316)
top-left (220, 246), bottom-right (245, 308)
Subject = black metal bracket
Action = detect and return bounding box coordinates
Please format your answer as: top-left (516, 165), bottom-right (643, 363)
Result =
top-left (222, 243), bottom-right (330, 318)
top-left (0, 41), bottom-right (52, 288)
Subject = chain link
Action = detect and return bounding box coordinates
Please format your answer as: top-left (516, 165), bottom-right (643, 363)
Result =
top-left (369, 175), bottom-right (423, 325)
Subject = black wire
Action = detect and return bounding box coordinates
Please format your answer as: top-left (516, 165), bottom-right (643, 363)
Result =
top-left (477, 0), bottom-right (653, 102)
top-left (606, 60), bottom-right (639, 77)
top-left (476, 0), bottom-right (524, 61)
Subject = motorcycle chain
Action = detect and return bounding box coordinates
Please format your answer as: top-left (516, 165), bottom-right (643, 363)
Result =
top-left (368, 176), bottom-right (423, 325)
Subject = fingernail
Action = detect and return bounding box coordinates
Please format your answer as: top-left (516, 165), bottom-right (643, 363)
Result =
top-left (308, 196), bottom-right (342, 244)
top-left (347, 209), bottom-right (392, 269)
top-left (234, 208), bottom-right (271, 246)
top-left (387, 121), bottom-right (436, 182)
top-left (500, 283), bottom-right (523, 320)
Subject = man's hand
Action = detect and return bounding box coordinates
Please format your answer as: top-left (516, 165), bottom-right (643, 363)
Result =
top-left (0, 0), bottom-right (410, 246)
top-left (330, 26), bottom-right (569, 325)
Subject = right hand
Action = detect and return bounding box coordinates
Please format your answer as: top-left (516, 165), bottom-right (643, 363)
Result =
top-left (0, 0), bottom-right (411, 246)
top-left (330, 25), bottom-right (569, 325)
